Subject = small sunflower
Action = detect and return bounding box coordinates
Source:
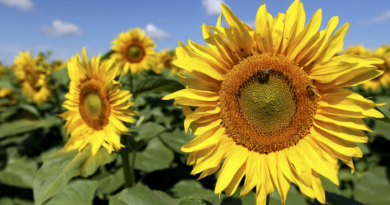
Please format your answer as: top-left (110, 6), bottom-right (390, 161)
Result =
top-left (59, 48), bottom-right (138, 155)
top-left (343, 45), bottom-right (367, 56)
top-left (163, 1), bottom-right (384, 204)
top-left (362, 46), bottom-right (390, 91)
top-left (0, 88), bottom-right (17, 107)
top-left (111, 28), bottom-right (157, 75)
top-left (153, 49), bottom-right (181, 74)
top-left (13, 52), bottom-right (51, 105)
top-left (51, 59), bottom-right (66, 72)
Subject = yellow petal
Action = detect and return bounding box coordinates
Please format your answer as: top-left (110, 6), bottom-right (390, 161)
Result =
top-left (311, 170), bottom-right (326, 204)
top-left (256, 4), bottom-right (272, 53)
top-left (221, 3), bottom-right (253, 56)
top-left (310, 126), bottom-right (363, 157)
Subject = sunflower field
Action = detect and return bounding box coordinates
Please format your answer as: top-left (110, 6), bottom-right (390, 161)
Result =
top-left (1, 1), bottom-right (390, 205)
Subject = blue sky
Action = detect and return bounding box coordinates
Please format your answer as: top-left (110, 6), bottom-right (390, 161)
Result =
top-left (0, 0), bottom-right (389, 65)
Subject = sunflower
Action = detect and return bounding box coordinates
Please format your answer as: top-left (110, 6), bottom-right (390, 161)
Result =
top-left (59, 48), bottom-right (137, 156)
top-left (343, 45), bottom-right (367, 56)
top-left (163, 1), bottom-right (384, 204)
top-left (153, 49), bottom-right (181, 74)
top-left (361, 45), bottom-right (390, 91)
top-left (0, 88), bottom-right (17, 107)
top-left (111, 28), bottom-right (157, 75)
top-left (13, 52), bottom-right (51, 105)
top-left (52, 59), bottom-right (66, 72)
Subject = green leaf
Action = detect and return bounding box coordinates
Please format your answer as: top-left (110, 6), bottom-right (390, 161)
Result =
top-left (0, 75), bottom-right (14, 89)
top-left (0, 115), bottom-right (59, 138)
top-left (269, 185), bottom-right (308, 205)
top-left (177, 197), bottom-right (210, 205)
top-left (100, 50), bottom-right (114, 61)
top-left (96, 167), bottom-right (124, 195)
top-left (133, 76), bottom-right (184, 99)
top-left (51, 67), bottom-right (69, 86)
top-left (170, 180), bottom-right (221, 205)
top-left (44, 180), bottom-right (98, 205)
top-left (0, 158), bottom-right (37, 188)
top-left (109, 185), bottom-right (178, 205)
top-left (372, 118), bottom-right (390, 140)
top-left (0, 197), bottom-right (34, 205)
top-left (80, 148), bottom-right (117, 177)
top-left (320, 175), bottom-right (353, 198)
top-left (372, 106), bottom-right (390, 124)
top-left (133, 122), bottom-right (165, 142)
top-left (160, 129), bottom-right (194, 154)
top-left (354, 166), bottom-right (390, 204)
top-left (131, 138), bottom-right (174, 172)
top-left (315, 192), bottom-right (363, 205)
top-left (33, 145), bottom-right (116, 205)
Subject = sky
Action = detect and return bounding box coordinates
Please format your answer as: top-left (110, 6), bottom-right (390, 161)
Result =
top-left (0, 0), bottom-right (389, 65)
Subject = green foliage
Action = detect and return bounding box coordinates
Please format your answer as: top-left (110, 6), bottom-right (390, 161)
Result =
top-left (0, 148), bottom-right (37, 189)
top-left (0, 116), bottom-right (58, 138)
top-left (109, 185), bottom-right (178, 205)
top-left (33, 146), bottom-right (116, 205)
top-left (130, 138), bottom-right (174, 173)
top-left (354, 166), bottom-right (390, 204)
top-left (45, 180), bottom-right (98, 205)
top-left (132, 76), bottom-right (184, 99)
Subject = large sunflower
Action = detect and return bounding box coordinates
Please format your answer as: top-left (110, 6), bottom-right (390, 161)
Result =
top-left (13, 52), bottom-right (51, 105)
top-left (163, 1), bottom-right (384, 204)
top-left (153, 49), bottom-right (181, 74)
top-left (111, 28), bottom-right (157, 75)
top-left (59, 48), bottom-right (138, 155)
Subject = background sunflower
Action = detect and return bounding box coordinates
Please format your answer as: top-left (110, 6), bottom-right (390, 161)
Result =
top-left (12, 51), bottom-right (51, 105)
top-left (111, 28), bottom-right (157, 76)
top-left (59, 48), bottom-right (137, 155)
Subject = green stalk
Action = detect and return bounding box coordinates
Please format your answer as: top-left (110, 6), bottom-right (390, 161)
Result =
top-left (52, 86), bottom-right (62, 113)
top-left (120, 134), bottom-right (133, 188)
top-left (266, 194), bottom-right (270, 205)
top-left (128, 73), bottom-right (136, 185)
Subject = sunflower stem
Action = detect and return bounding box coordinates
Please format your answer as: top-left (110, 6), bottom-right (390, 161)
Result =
top-left (52, 86), bottom-right (62, 113)
top-left (128, 73), bottom-right (136, 186)
top-left (120, 135), bottom-right (133, 188)
top-left (266, 194), bottom-right (270, 205)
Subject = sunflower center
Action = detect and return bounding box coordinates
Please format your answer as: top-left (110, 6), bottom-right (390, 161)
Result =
top-left (238, 70), bottom-right (296, 133)
top-left (79, 80), bottom-right (111, 130)
top-left (164, 56), bottom-right (172, 68)
top-left (127, 44), bottom-right (145, 63)
top-left (220, 53), bottom-right (317, 154)
top-left (84, 93), bottom-right (102, 119)
top-left (25, 66), bottom-right (41, 91)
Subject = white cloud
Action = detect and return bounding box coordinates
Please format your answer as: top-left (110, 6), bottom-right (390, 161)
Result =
top-left (145, 23), bottom-right (170, 40)
top-left (372, 10), bottom-right (390, 22)
top-left (357, 10), bottom-right (390, 26)
top-left (0, 0), bottom-right (33, 11)
top-left (41, 20), bottom-right (83, 37)
top-left (202, 0), bottom-right (227, 16)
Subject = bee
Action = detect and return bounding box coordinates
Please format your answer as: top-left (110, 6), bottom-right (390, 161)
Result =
top-left (258, 68), bottom-right (271, 75)
top-left (306, 85), bottom-right (318, 99)
top-left (258, 68), bottom-right (271, 83)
